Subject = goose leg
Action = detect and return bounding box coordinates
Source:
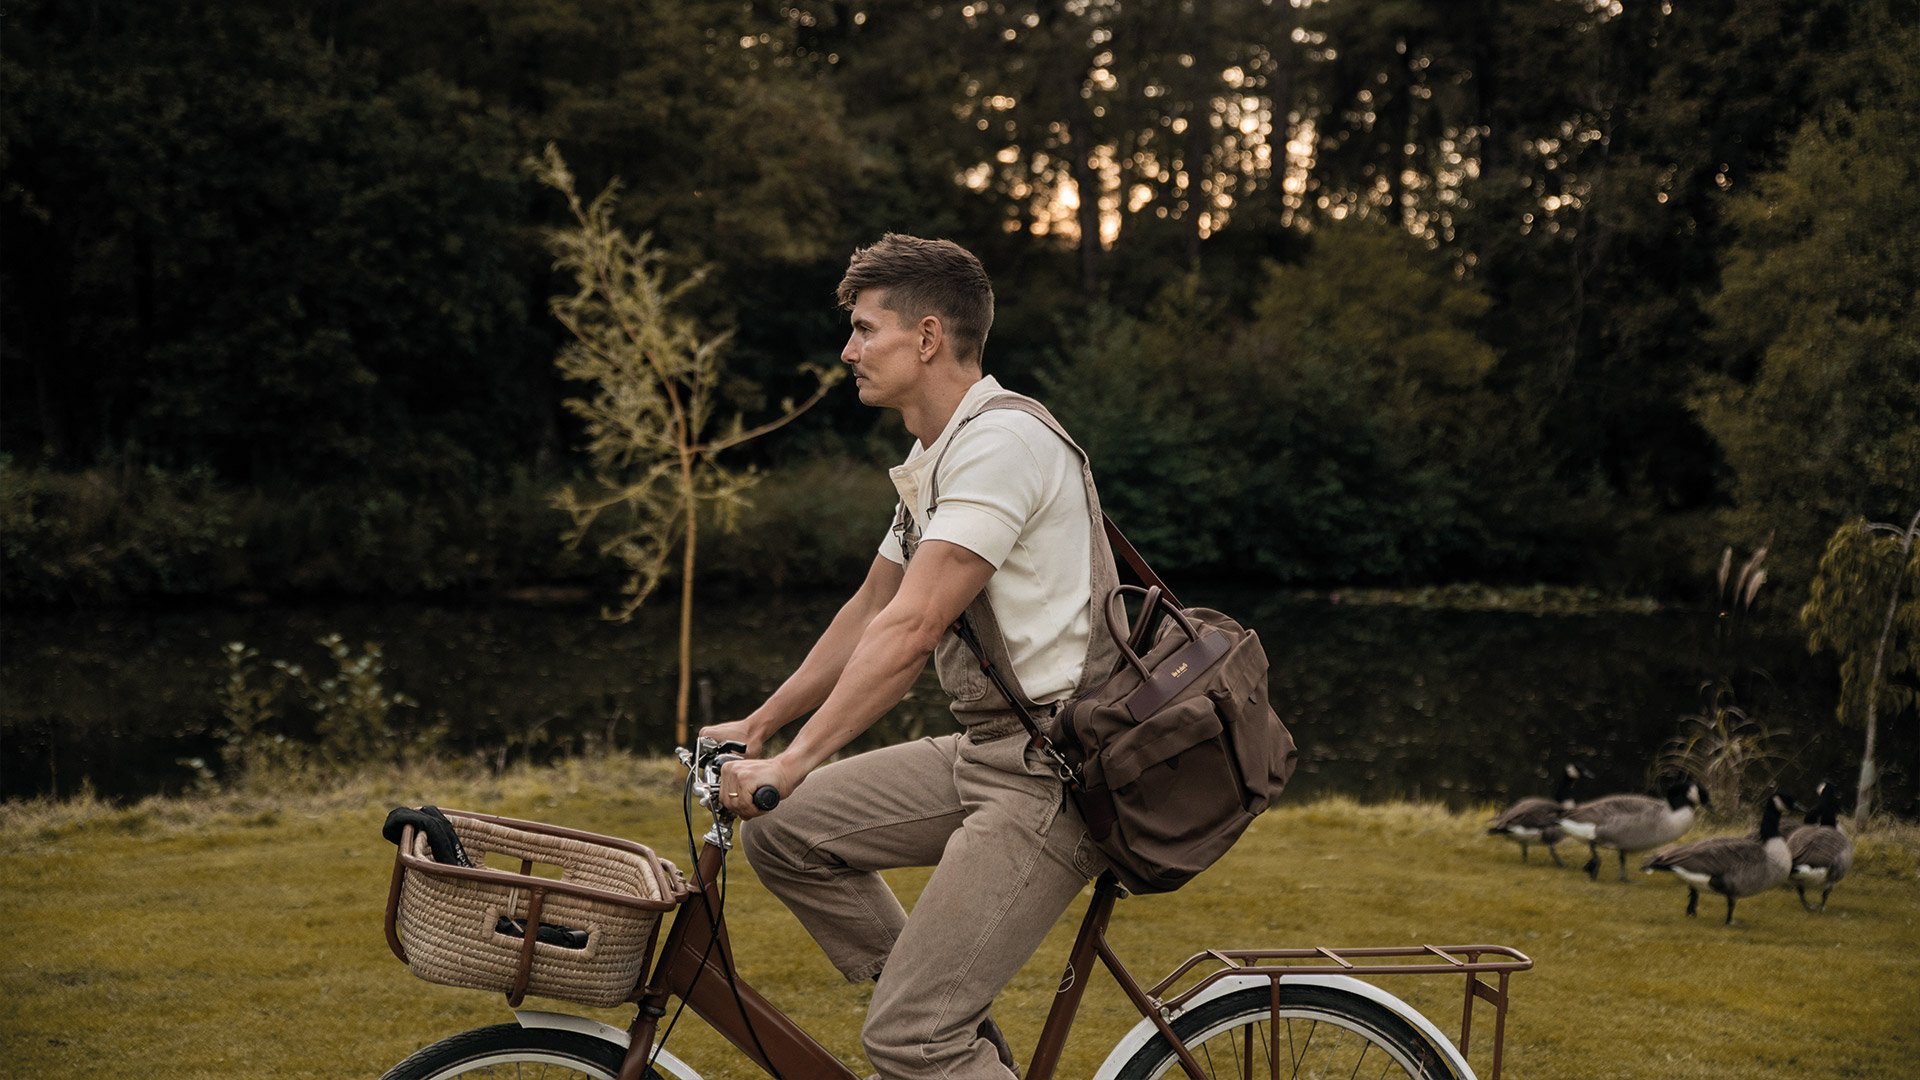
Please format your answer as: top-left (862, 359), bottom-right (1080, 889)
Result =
top-left (1724, 895), bottom-right (1736, 926)
top-left (1819, 885), bottom-right (1833, 913)
top-left (1685, 889), bottom-right (1698, 917)
top-left (1548, 843), bottom-right (1565, 869)
top-left (1521, 842), bottom-right (1530, 863)
top-left (1795, 884), bottom-right (1812, 912)
top-left (1584, 843), bottom-right (1600, 881)
top-left (1616, 848), bottom-right (1628, 882)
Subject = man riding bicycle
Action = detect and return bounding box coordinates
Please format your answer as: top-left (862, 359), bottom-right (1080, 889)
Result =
top-left (703, 233), bottom-right (1118, 1079)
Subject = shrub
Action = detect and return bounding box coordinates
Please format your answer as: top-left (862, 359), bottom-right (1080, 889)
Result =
top-left (211, 634), bottom-right (442, 789)
top-left (0, 456), bottom-right (245, 602)
top-left (696, 456), bottom-right (898, 592)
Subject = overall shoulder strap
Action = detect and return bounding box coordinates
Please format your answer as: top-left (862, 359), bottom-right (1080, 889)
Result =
top-left (949, 394), bottom-right (1177, 605)
top-left (924, 393), bottom-right (1081, 510)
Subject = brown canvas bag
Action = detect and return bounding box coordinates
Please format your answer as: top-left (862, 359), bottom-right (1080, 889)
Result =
top-left (923, 396), bottom-right (1298, 895)
top-left (958, 537), bottom-right (1298, 894)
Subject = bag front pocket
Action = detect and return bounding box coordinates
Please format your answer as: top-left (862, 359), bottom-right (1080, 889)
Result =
top-left (1098, 695), bottom-right (1223, 792)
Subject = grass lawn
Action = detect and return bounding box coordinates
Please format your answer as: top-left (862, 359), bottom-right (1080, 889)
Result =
top-left (4, 755), bottom-right (1916, 1079)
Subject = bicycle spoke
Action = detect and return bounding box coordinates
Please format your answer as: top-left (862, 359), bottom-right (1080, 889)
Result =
top-left (1124, 986), bottom-right (1460, 1080)
top-left (1294, 1019), bottom-right (1318, 1076)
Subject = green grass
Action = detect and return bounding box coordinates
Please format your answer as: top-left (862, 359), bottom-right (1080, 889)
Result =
top-left (4, 756), bottom-right (1917, 1079)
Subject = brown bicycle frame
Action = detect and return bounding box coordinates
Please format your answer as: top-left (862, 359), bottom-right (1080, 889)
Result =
top-left (610, 837), bottom-right (1531, 1080)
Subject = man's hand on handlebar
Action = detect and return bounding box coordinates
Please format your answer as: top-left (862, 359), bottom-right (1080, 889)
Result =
top-left (717, 754), bottom-right (799, 820)
top-left (698, 719), bottom-right (763, 758)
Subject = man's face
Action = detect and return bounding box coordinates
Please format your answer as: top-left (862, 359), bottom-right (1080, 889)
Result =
top-left (841, 288), bottom-right (922, 410)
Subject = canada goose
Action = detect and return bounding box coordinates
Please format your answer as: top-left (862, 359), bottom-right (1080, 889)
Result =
top-left (1775, 779), bottom-right (1828, 841)
top-left (1558, 779), bottom-right (1709, 881)
top-left (1487, 763), bottom-right (1591, 866)
top-left (1642, 792), bottom-right (1795, 924)
top-left (1788, 782), bottom-right (1854, 913)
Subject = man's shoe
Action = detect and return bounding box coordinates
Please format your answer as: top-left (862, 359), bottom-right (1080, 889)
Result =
top-left (978, 1015), bottom-right (1020, 1077)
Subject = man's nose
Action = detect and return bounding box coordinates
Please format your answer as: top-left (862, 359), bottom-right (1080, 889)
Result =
top-left (840, 335), bottom-right (859, 364)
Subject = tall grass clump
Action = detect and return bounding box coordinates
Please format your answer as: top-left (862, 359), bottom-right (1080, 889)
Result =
top-left (1655, 544), bottom-right (1787, 819)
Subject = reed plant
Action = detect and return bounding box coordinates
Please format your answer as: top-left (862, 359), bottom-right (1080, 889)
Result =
top-left (1656, 544), bottom-right (1788, 820)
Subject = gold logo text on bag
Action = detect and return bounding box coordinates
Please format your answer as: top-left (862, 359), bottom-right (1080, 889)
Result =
top-left (1169, 663), bottom-right (1190, 679)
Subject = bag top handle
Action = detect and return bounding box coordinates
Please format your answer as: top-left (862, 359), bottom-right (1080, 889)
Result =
top-left (1104, 585), bottom-right (1203, 683)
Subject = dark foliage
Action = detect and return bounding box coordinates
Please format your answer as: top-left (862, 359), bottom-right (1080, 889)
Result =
top-left (3, 0), bottom-right (1908, 602)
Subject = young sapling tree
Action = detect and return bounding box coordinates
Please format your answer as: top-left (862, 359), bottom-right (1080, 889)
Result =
top-left (1802, 509), bottom-right (1920, 828)
top-left (533, 145), bottom-right (843, 743)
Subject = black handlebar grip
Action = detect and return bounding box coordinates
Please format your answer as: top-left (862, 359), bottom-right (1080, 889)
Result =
top-left (752, 786), bottom-right (781, 811)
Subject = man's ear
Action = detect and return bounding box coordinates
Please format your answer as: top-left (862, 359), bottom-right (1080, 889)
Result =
top-left (918, 314), bottom-right (944, 362)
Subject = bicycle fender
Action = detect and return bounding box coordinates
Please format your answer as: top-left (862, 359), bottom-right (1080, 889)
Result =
top-left (511, 1009), bottom-right (705, 1080)
top-left (1086, 973), bottom-right (1476, 1080)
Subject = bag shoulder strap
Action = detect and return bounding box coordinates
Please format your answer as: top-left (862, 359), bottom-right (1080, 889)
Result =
top-left (929, 392), bottom-right (1182, 768)
top-left (1101, 516), bottom-right (1176, 608)
top-left (940, 393), bottom-right (1178, 607)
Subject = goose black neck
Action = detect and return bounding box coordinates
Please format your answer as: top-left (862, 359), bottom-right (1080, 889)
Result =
top-left (1814, 783), bottom-right (1843, 827)
top-left (1552, 769), bottom-right (1577, 803)
top-left (1758, 799), bottom-right (1784, 840)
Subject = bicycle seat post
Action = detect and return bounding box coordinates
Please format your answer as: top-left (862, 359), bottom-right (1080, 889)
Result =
top-left (1027, 872), bottom-right (1126, 1079)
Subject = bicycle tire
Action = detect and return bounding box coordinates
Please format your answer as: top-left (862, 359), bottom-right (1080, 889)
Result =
top-left (1114, 983), bottom-right (1468, 1080)
top-left (381, 1023), bottom-right (667, 1080)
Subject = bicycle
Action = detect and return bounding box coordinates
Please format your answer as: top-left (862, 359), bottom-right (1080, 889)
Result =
top-left (381, 738), bottom-right (1531, 1080)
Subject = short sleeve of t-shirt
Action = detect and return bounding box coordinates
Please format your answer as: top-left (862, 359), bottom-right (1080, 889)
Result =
top-left (917, 417), bottom-right (1049, 569)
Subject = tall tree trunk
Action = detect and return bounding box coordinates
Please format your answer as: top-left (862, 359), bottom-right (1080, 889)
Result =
top-left (1384, 40), bottom-right (1411, 227)
top-left (1268, 0), bottom-right (1298, 214)
top-left (1474, 0), bottom-right (1504, 177)
top-left (1038, 0), bottom-right (1105, 299)
top-left (1180, 0), bottom-right (1215, 265)
top-left (677, 452), bottom-right (698, 746)
top-left (1070, 135), bottom-right (1104, 297)
top-left (1856, 507), bottom-right (1920, 829)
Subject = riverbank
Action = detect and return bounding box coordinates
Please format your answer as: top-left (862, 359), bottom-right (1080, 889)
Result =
top-left (4, 755), bottom-right (1916, 1079)
top-left (11, 584), bottom-right (1860, 812)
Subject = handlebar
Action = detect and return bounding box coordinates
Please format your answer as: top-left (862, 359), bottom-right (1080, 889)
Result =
top-left (679, 739), bottom-right (781, 817)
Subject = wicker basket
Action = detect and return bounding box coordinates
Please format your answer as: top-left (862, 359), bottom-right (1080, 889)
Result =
top-left (384, 809), bottom-right (687, 1008)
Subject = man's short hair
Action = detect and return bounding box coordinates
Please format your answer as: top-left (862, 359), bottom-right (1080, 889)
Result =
top-left (836, 234), bottom-right (994, 366)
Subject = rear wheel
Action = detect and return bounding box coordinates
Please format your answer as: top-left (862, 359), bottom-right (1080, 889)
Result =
top-left (1115, 983), bottom-right (1467, 1080)
top-left (382, 1024), bottom-right (667, 1080)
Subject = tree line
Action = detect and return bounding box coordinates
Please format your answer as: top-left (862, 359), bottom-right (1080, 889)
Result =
top-left (3, 0), bottom-right (1915, 604)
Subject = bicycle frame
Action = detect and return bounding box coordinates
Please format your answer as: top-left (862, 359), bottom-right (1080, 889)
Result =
top-left (622, 835), bottom-right (858, 1080)
top-left (606, 834), bottom-right (1530, 1080)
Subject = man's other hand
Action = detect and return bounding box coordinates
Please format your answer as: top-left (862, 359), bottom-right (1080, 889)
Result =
top-left (698, 719), bottom-right (762, 757)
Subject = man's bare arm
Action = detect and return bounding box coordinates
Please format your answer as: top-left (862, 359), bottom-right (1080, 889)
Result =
top-left (702, 554), bottom-right (905, 753)
top-left (718, 540), bottom-right (994, 815)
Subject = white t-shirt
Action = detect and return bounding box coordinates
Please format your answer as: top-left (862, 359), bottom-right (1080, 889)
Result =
top-left (877, 377), bottom-right (1094, 704)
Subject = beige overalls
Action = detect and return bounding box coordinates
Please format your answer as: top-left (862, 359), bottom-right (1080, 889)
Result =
top-left (740, 390), bottom-right (1119, 1080)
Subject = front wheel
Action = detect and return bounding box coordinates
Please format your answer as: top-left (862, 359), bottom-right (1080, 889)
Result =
top-left (382, 1024), bottom-right (664, 1080)
top-left (1115, 983), bottom-right (1468, 1080)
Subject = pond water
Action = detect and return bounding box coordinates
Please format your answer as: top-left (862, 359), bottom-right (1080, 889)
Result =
top-left (3, 588), bottom-right (1909, 814)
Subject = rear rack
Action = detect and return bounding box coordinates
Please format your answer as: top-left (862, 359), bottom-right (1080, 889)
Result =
top-left (1150, 945), bottom-right (1533, 1079)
